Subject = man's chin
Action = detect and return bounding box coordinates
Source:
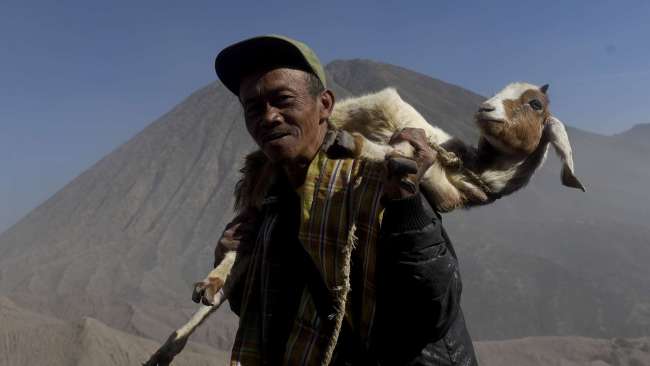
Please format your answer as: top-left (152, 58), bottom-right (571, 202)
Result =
top-left (261, 146), bottom-right (297, 164)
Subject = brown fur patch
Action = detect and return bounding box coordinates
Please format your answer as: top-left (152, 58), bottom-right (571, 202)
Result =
top-left (234, 150), bottom-right (275, 212)
top-left (208, 276), bottom-right (225, 290)
top-left (352, 132), bottom-right (365, 157)
top-left (494, 89), bottom-right (549, 155)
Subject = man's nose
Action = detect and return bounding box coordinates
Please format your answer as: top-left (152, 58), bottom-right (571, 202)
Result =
top-left (261, 104), bottom-right (282, 125)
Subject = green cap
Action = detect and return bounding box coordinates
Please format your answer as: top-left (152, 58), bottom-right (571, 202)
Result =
top-left (215, 34), bottom-right (327, 96)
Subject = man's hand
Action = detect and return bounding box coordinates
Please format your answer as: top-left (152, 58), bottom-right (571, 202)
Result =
top-left (192, 208), bottom-right (260, 306)
top-left (213, 209), bottom-right (259, 268)
top-left (383, 128), bottom-right (437, 200)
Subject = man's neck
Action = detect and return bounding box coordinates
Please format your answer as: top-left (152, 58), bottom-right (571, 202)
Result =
top-left (282, 125), bottom-right (328, 188)
top-left (282, 159), bottom-right (311, 188)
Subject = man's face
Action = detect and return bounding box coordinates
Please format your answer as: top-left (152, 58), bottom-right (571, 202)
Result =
top-left (239, 68), bottom-right (332, 165)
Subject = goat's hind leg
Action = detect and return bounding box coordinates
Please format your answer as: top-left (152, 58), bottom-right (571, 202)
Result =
top-left (192, 250), bottom-right (236, 305)
top-left (142, 305), bottom-right (218, 366)
top-left (143, 252), bottom-right (237, 366)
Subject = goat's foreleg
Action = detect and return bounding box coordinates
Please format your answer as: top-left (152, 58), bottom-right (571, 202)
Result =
top-left (420, 164), bottom-right (467, 212)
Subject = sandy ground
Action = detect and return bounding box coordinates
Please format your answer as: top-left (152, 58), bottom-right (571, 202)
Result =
top-left (3, 295), bottom-right (649, 366)
top-left (0, 296), bottom-right (228, 366)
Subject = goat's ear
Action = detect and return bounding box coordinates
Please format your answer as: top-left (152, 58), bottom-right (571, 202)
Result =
top-left (540, 84), bottom-right (549, 94)
top-left (544, 116), bottom-right (585, 191)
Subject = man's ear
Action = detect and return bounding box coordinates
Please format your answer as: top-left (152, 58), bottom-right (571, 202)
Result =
top-left (319, 89), bottom-right (336, 122)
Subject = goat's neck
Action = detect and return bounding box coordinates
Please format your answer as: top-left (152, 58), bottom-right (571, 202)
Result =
top-left (474, 136), bottom-right (549, 196)
top-left (474, 137), bottom-right (524, 169)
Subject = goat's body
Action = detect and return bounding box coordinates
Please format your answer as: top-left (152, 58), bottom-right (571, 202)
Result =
top-left (331, 88), bottom-right (453, 146)
top-left (327, 88), bottom-right (558, 211)
top-left (331, 88), bottom-right (475, 211)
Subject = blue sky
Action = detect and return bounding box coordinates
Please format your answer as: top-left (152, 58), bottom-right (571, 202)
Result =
top-left (1, 0), bottom-right (649, 232)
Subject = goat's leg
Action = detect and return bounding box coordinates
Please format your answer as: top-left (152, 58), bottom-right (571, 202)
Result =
top-left (322, 129), bottom-right (394, 161)
top-left (192, 251), bottom-right (237, 305)
top-left (142, 301), bottom-right (222, 366)
top-left (322, 129), bottom-right (359, 158)
top-left (143, 251), bottom-right (238, 366)
top-left (420, 163), bottom-right (466, 212)
top-left (323, 129), bottom-right (473, 211)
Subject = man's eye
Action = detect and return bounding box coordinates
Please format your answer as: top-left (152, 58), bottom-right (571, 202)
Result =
top-left (529, 99), bottom-right (543, 110)
top-left (275, 95), bottom-right (294, 106)
top-left (245, 104), bottom-right (262, 116)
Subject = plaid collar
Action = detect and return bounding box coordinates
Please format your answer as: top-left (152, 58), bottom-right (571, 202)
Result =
top-left (231, 151), bottom-right (386, 366)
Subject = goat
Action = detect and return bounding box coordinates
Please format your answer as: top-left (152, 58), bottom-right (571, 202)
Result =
top-left (322, 82), bottom-right (584, 212)
top-left (143, 82), bottom-right (585, 365)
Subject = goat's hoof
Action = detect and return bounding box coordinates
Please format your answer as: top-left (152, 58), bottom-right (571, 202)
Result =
top-left (192, 278), bottom-right (224, 306)
top-left (143, 331), bottom-right (188, 366)
top-left (386, 156), bottom-right (418, 176)
top-left (322, 130), bottom-right (357, 159)
top-left (191, 281), bottom-right (207, 304)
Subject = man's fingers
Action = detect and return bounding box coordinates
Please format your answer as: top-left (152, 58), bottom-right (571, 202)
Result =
top-left (389, 127), bottom-right (426, 143)
top-left (386, 156), bottom-right (418, 177)
top-left (225, 221), bottom-right (259, 236)
top-left (223, 223), bottom-right (241, 236)
top-left (220, 237), bottom-right (240, 247)
top-left (386, 128), bottom-right (436, 186)
top-left (214, 217), bottom-right (258, 267)
top-left (230, 222), bottom-right (259, 241)
top-left (390, 130), bottom-right (430, 159)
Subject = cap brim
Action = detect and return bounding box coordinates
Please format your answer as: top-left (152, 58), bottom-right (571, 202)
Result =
top-left (215, 36), bottom-right (314, 96)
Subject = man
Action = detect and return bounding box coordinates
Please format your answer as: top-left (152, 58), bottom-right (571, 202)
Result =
top-left (213, 35), bottom-right (477, 366)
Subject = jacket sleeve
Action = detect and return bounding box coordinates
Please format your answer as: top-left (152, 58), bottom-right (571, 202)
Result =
top-left (227, 254), bottom-right (246, 317)
top-left (373, 193), bottom-right (462, 361)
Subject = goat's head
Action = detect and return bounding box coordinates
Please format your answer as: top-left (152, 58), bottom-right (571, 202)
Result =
top-left (475, 82), bottom-right (585, 191)
top-left (475, 82), bottom-right (551, 156)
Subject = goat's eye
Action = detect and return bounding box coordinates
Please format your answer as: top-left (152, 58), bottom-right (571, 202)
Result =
top-left (529, 99), bottom-right (543, 111)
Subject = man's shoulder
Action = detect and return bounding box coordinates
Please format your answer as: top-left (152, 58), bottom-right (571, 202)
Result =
top-left (305, 156), bottom-right (384, 191)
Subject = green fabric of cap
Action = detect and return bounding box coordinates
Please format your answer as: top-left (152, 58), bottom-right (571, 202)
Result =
top-left (215, 35), bottom-right (327, 96)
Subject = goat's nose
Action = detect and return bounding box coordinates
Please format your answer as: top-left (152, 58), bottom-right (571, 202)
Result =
top-left (478, 103), bottom-right (495, 113)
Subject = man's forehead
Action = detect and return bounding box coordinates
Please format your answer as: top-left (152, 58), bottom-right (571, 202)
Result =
top-left (239, 68), bottom-right (309, 100)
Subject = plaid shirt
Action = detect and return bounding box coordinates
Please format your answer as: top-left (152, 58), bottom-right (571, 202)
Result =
top-left (230, 150), bottom-right (385, 366)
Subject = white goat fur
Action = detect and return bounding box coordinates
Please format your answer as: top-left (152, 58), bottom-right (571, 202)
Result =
top-left (331, 87), bottom-right (453, 155)
top-left (331, 88), bottom-right (477, 211)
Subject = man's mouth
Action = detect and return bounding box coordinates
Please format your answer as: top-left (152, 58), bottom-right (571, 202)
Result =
top-left (261, 131), bottom-right (292, 143)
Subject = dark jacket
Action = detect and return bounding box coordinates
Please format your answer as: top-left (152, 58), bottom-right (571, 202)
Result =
top-left (370, 194), bottom-right (477, 366)
top-left (230, 183), bottom-right (477, 366)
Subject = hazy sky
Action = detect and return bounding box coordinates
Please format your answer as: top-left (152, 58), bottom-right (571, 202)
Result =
top-left (1, 0), bottom-right (649, 233)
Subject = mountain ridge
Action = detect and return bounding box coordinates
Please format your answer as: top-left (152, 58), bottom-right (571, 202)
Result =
top-left (616, 122), bottom-right (650, 136)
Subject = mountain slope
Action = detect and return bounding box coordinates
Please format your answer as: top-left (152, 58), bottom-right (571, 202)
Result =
top-left (0, 81), bottom-right (245, 348)
top-left (0, 296), bottom-right (227, 366)
top-left (475, 336), bottom-right (650, 366)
